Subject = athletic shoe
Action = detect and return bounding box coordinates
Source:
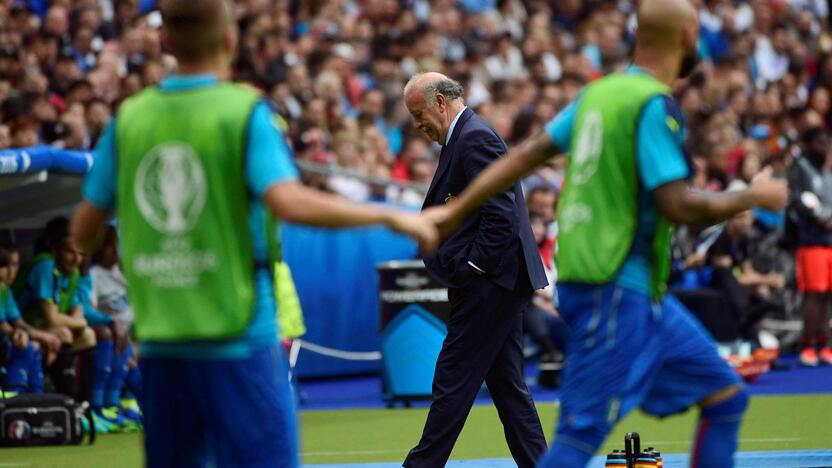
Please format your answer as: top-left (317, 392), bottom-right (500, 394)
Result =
top-left (104, 406), bottom-right (141, 432)
top-left (120, 398), bottom-right (141, 415)
top-left (800, 347), bottom-right (819, 367)
top-left (120, 406), bottom-right (142, 424)
top-left (90, 411), bottom-right (114, 434)
top-left (819, 347), bottom-right (832, 365)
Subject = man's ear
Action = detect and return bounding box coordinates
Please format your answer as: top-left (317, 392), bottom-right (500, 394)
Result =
top-left (224, 27), bottom-right (238, 57)
top-left (435, 93), bottom-right (446, 113)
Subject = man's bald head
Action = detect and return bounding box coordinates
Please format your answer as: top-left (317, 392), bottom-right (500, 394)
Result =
top-left (160, 0), bottom-right (234, 63)
top-left (404, 72), bottom-right (464, 108)
top-left (637, 0), bottom-right (698, 49)
top-left (635, 0), bottom-right (701, 81)
top-left (403, 72), bottom-right (466, 144)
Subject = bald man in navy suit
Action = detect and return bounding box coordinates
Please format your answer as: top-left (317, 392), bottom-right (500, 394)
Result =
top-left (402, 72), bottom-right (548, 468)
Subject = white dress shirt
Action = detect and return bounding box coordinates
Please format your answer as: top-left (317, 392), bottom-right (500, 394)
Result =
top-left (445, 106), bottom-right (468, 146)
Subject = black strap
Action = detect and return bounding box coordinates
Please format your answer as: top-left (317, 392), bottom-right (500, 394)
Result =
top-left (84, 405), bottom-right (96, 445)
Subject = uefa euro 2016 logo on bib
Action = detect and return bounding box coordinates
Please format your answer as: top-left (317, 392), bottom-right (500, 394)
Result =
top-left (571, 110), bottom-right (603, 185)
top-left (134, 142), bottom-right (207, 235)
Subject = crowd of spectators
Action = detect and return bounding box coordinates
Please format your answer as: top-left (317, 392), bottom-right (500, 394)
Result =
top-left (2, 0), bottom-right (832, 358)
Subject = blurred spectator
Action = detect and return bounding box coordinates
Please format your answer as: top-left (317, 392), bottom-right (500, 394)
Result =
top-left (525, 211), bottom-right (566, 373)
top-left (707, 209), bottom-right (786, 341)
top-left (787, 127), bottom-right (832, 366)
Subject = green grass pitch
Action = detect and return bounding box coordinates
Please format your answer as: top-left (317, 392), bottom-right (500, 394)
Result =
top-left (0, 395), bottom-right (829, 467)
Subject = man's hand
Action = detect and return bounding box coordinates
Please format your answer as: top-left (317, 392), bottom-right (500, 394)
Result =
top-left (684, 252), bottom-right (707, 269)
top-left (421, 205), bottom-right (462, 238)
top-left (768, 272), bottom-right (786, 290)
top-left (12, 327), bottom-right (29, 348)
top-left (386, 212), bottom-right (440, 252)
top-left (31, 330), bottom-right (61, 354)
top-left (750, 167), bottom-right (788, 212)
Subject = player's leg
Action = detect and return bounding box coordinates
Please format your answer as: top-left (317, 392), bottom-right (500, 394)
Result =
top-left (4, 340), bottom-right (34, 393)
top-left (105, 342), bottom-right (130, 408)
top-left (641, 294), bottom-right (747, 468)
top-left (89, 326), bottom-right (113, 411)
top-left (47, 326), bottom-right (77, 397)
top-left (796, 247), bottom-right (827, 366)
top-left (198, 345), bottom-right (298, 468)
top-left (540, 284), bottom-right (662, 468)
top-left (125, 358), bottom-right (143, 408)
top-left (141, 356), bottom-right (207, 468)
top-left (28, 342), bottom-right (44, 393)
top-left (819, 247), bottom-right (832, 365)
top-left (105, 341), bottom-right (142, 426)
top-left (72, 325), bottom-right (97, 406)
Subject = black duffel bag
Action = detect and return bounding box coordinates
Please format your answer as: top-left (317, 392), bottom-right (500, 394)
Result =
top-left (0, 393), bottom-right (94, 447)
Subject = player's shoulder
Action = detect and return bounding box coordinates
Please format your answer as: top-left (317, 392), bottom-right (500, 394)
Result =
top-left (641, 95), bottom-right (684, 134)
top-left (29, 257), bottom-right (56, 277)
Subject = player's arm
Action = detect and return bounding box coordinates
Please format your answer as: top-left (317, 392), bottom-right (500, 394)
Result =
top-left (71, 201), bottom-right (109, 255)
top-left (737, 260), bottom-right (785, 290)
top-left (424, 132), bottom-right (560, 236)
top-left (639, 96), bottom-right (788, 225)
top-left (39, 300), bottom-right (87, 330)
top-left (263, 182), bottom-right (437, 250)
top-left (654, 169), bottom-right (787, 225)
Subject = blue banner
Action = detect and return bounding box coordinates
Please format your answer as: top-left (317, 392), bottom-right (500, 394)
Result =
top-left (0, 146), bottom-right (93, 176)
top-left (282, 223), bottom-right (419, 378)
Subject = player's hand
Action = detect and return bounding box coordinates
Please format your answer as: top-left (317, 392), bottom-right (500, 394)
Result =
top-left (33, 330), bottom-right (61, 354)
top-left (386, 212), bottom-right (440, 252)
top-left (750, 167), bottom-right (788, 212)
top-left (12, 327), bottom-right (29, 348)
top-left (421, 205), bottom-right (462, 238)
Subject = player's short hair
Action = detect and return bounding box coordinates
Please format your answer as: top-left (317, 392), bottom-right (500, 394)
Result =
top-left (160, 0), bottom-right (233, 62)
top-left (0, 242), bottom-right (19, 255)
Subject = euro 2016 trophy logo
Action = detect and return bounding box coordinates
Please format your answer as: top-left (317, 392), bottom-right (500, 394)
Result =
top-left (134, 142), bottom-right (207, 235)
top-left (8, 420), bottom-right (31, 440)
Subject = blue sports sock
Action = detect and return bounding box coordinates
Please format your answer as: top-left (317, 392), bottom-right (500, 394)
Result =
top-left (4, 344), bottom-right (34, 392)
top-left (125, 364), bottom-right (143, 407)
top-left (691, 388), bottom-right (749, 468)
top-left (539, 426), bottom-right (605, 468)
top-left (28, 347), bottom-right (44, 393)
top-left (91, 341), bottom-right (114, 409)
top-left (105, 343), bottom-right (131, 407)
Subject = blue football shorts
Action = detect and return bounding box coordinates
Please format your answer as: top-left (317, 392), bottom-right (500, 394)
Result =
top-left (554, 282), bottom-right (740, 437)
top-left (140, 344), bottom-right (298, 468)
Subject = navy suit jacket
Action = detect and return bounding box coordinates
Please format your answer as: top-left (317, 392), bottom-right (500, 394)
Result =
top-left (421, 108), bottom-right (548, 292)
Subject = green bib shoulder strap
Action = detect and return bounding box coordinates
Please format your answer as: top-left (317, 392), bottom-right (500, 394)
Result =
top-left (0, 284), bottom-right (8, 308)
top-left (56, 268), bottom-right (80, 314)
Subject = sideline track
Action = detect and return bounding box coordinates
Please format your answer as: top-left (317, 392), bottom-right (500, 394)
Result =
top-left (304, 449), bottom-right (832, 467)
